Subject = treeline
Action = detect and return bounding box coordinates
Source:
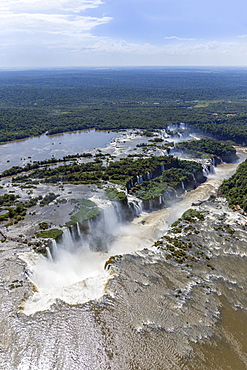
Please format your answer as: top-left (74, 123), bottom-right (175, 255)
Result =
top-left (0, 69), bottom-right (247, 143)
top-left (11, 155), bottom-right (203, 191)
top-left (189, 117), bottom-right (247, 146)
top-left (219, 159), bottom-right (247, 212)
top-left (0, 153), bottom-right (94, 178)
top-left (176, 139), bottom-right (238, 162)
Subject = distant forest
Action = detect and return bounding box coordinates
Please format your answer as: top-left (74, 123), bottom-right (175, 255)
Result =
top-left (0, 68), bottom-right (247, 144)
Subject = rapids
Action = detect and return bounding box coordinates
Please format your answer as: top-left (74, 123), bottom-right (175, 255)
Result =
top-left (0, 147), bottom-right (246, 369)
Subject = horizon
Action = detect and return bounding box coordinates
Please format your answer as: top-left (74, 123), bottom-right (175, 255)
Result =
top-left (1, 65), bottom-right (247, 72)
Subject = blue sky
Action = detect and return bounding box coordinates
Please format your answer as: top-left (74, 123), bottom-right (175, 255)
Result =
top-left (1, 0), bottom-right (247, 68)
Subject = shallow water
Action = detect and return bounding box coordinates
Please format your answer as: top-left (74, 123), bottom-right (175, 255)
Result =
top-left (0, 129), bottom-right (161, 173)
top-left (0, 129), bottom-right (118, 172)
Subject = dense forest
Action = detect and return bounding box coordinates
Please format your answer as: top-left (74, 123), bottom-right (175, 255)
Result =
top-left (175, 139), bottom-right (238, 162)
top-left (10, 155), bottom-right (201, 186)
top-left (0, 68), bottom-right (247, 144)
top-left (219, 159), bottom-right (247, 212)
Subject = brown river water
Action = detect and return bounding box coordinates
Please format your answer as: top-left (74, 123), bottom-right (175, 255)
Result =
top-left (0, 144), bottom-right (246, 369)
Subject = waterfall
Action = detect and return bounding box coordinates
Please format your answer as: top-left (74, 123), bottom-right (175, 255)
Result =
top-left (203, 166), bottom-right (209, 177)
top-left (101, 201), bottom-right (120, 233)
top-left (51, 239), bottom-right (58, 259)
top-left (61, 228), bottom-right (75, 252)
top-left (76, 222), bottom-right (82, 239)
top-left (46, 247), bottom-right (53, 261)
top-left (210, 164), bottom-right (215, 174)
top-left (137, 175), bottom-right (143, 184)
top-left (128, 194), bottom-right (143, 216)
top-left (181, 181), bottom-right (185, 191)
top-left (192, 174), bottom-right (197, 187)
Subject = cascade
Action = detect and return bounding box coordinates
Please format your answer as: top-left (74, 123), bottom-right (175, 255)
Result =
top-left (51, 239), bottom-right (58, 259)
top-left (136, 175), bottom-right (143, 184)
top-left (159, 195), bottom-right (163, 205)
top-left (127, 194), bottom-right (143, 216)
top-left (46, 247), bottom-right (53, 261)
top-left (192, 174), bottom-right (197, 187)
top-left (203, 165), bottom-right (210, 177)
top-left (76, 222), bottom-right (82, 239)
top-left (61, 228), bottom-right (76, 252)
top-left (210, 163), bottom-right (215, 174)
top-left (181, 181), bottom-right (185, 191)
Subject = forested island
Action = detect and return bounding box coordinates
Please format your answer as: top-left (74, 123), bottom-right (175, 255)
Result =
top-left (175, 138), bottom-right (238, 163)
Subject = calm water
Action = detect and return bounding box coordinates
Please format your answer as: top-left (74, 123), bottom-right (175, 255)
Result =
top-left (0, 129), bottom-right (118, 172)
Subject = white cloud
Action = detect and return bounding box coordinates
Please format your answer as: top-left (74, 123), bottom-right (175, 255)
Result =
top-left (0, 13), bottom-right (111, 35)
top-left (0, 0), bottom-right (247, 67)
top-left (0, 0), bottom-right (103, 13)
top-left (0, 0), bottom-right (111, 49)
top-left (164, 36), bottom-right (196, 41)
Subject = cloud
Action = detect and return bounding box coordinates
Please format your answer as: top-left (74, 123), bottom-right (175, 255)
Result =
top-left (164, 36), bottom-right (196, 41)
top-left (0, 0), bottom-right (111, 50)
top-left (0, 0), bottom-right (104, 13)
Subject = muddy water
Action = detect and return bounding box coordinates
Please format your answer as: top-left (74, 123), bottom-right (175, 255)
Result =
top-left (21, 159), bottom-right (242, 316)
top-left (0, 148), bottom-right (246, 369)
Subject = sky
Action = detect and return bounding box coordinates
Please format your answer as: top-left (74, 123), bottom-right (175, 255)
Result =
top-left (1, 0), bottom-right (247, 68)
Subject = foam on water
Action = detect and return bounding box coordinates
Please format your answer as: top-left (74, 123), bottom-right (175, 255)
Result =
top-left (21, 148), bottom-right (247, 316)
top-left (22, 248), bottom-right (110, 315)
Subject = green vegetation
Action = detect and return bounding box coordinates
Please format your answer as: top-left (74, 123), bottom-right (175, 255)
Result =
top-left (176, 139), bottom-right (238, 163)
top-left (40, 193), bottom-right (59, 207)
top-left (153, 208), bottom-right (208, 264)
top-left (0, 69), bottom-right (247, 144)
top-left (219, 159), bottom-right (247, 212)
top-left (9, 155), bottom-right (204, 206)
top-left (181, 209), bottom-right (205, 222)
top-left (131, 160), bottom-right (203, 203)
top-left (65, 199), bottom-right (100, 227)
top-left (35, 228), bottom-right (63, 239)
top-left (0, 193), bottom-right (20, 206)
top-left (105, 188), bottom-right (128, 203)
top-left (0, 194), bottom-right (40, 225)
top-left (38, 222), bottom-right (49, 230)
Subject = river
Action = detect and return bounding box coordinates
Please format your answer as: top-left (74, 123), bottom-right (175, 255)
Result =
top-left (0, 135), bottom-right (246, 369)
top-left (0, 129), bottom-right (159, 173)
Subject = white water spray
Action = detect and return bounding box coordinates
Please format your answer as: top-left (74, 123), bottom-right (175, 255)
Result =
top-left (21, 149), bottom-right (247, 315)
